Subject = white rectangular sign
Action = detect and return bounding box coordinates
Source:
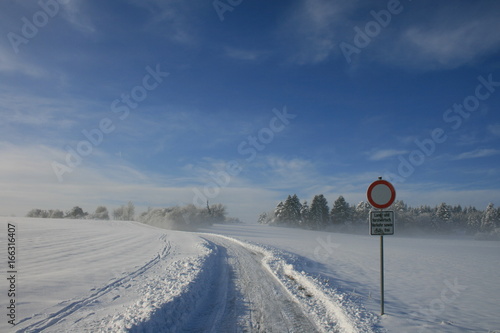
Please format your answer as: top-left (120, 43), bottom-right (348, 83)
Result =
top-left (370, 211), bottom-right (394, 235)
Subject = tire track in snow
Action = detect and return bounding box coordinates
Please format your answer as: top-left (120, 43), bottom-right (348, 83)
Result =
top-left (201, 234), bottom-right (375, 333)
top-left (16, 236), bottom-right (172, 333)
top-left (193, 235), bottom-right (321, 332)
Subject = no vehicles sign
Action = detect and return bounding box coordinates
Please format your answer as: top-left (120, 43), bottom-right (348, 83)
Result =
top-left (367, 179), bottom-right (396, 209)
top-left (370, 211), bottom-right (394, 235)
top-left (366, 177), bottom-right (396, 315)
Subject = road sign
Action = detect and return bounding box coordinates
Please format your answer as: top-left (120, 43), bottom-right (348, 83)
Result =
top-left (370, 211), bottom-right (394, 235)
top-left (367, 179), bottom-right (396, 209)
top-left (366, 177), bottom-right (397, 316)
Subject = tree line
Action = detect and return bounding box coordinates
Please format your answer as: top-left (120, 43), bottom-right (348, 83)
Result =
top-left (26, 202), bottom-right (133, 221)
top-left (26, 201), bottom-right (235, 231)
top-left (258, 194), bottom-right (500, 239)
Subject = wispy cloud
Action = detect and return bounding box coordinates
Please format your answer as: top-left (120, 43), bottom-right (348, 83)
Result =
top-left (379, 2), bottom-right (500, 70)
top-left (224, 47), bottom-right (265, 62)
top-left (0, 91), bottom-right (76, 128)
top-left (60, 0), bottom-right (96, 34)
top-left (402, 21), bottom-right (500, 69)
top-left (129, 0), bottom-right (204, 45)
top-left (279, 0), bottom-right (354, 64)
top-left (0, 45), bottom-right (46, 77)
top-left (488, 123), bottom-right (500, 137)
top-left (367, 149), bottom-right (408, 161)
top-left (454, 149), bottom-right (500, 160)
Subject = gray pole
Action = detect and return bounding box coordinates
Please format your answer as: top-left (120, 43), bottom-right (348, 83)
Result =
top-left (380, 234), bottom-right (385, 315)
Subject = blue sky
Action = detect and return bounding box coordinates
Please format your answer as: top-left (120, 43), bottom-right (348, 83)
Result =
top-left (1, 0), bottom-right (500, 222)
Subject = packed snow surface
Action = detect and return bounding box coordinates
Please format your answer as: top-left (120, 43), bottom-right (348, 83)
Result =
top-left (1, 217), bottom-right (499, 332)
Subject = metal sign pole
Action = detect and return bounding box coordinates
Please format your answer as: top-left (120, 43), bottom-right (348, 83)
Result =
top-left (380, 233), bottom-right (384, 315)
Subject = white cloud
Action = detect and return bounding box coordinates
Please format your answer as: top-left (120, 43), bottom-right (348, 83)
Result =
top-left (454, 149), bottom-right (500, 160)
top-left (279, 0), bottom-right (354, 64)
top-left (224, 47), bottom-right (265, 62)
top-left (0, 91), bottom-right (77, 128)
top-left (0, 45), bottom-right (46, 77)
top-left (128, 0), bottom-right (203, 45)
top-left (488, 123), bottom-right (500, 137)
top-left (60, 0), bottom-right (96, 34)
top-left (367, 149), bottom-right (408, 161)
top-left (378, 2), bottom-right (500, 70)
top-left (402, 19), bottom-right (500, 69)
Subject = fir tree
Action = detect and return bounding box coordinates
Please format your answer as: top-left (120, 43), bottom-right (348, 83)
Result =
top-left (258, 212), bottom-right (268, 224)
top-left (300, 201), bottom-right (310, 228)
top-left (436, 202), bottom-right (451, 222)
top-left (354, 201), bottom-right (371, 224)
top-left (467, 207), bottom-right (482, 233)
top-left (289, 194), bottom-right (302, 225)
top-left (310, 194), bottom-right (330, 229)
top-left (274, 201), bottom-right (285, 224)
top-left (282, 194), bottom-right (302, 225)
top-left (430, 202), bottom-right (451, 231)
top-left (330, 195), bottom-right (350, 225)
top-left (481, 203), bottom-right (498, 232)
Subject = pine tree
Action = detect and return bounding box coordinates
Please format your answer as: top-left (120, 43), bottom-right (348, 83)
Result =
top-left (330, 195), bottom-right (350, 225)
top-left (393, 200), bottom-right (411, 227)
top-left (258, 212), bottom-right (268, 224)
top-left (436, 203), bottom-right (451, 222)
top-left (431, 202), bottom-right (452, 231)
top-left (393, 200), bottom-right (407, 213)
top-left (467, 207), bottom-right (481, 233)
top-left (289, 194), bottom-right (302, 225)
top-left (481, 203), bottom-right (498, 232)
top-left (310, 194), bottom-right (330, 229)
top-left (497, 207), bottom-right (500, 228)
top-left (300, 201), bottom-right (310, 228)
top-left (274, 201), bottom-right (285, 224)
top-left (354, 201), bottom-right (371, 224)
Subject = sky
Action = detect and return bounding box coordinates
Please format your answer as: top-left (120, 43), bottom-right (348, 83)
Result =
top-left (1, 0), bottom-right (500, 223)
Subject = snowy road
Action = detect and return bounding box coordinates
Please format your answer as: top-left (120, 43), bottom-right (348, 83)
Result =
top-left (186, 235), bottom-right (321, 332)
top-left (4, 219), bottom-right (375, 333)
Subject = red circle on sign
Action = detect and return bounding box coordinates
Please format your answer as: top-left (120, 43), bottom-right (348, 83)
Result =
top-left (367, 180), bottom-right (396, 209)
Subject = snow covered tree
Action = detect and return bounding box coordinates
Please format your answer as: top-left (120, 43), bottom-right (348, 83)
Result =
top-left (113, 201), bottom-right (135, 221)
top-left (436, 203), bottom-right (451, 222)
top-left (466, 207), bottom-right (482, 233)
top-left (330, 195), bottom-right (350, 225)
top-left (207, 203), bottom-right (226, 223)
top-left (393, 200), bottom-right (412, 228)
top-left (434, 202), bottom-right (452, 230)
top-left (258, 212), bottom-right (269, 224)
top-left (273, 201), bottom-right (285, 224)
top-left (49, 209), bottom-right (64, 218)
top-left (300, 201), bottom-right (310, 228)
top-left (93, 206), bottom-right (109, 220)
top-left (65, 206), bottom-right (87, 219)
top-left (393, 200), bottom-right (407, 213)
top-left (282, 194), bottom-right (302, 226)
top-left (481, 203), bottom-right (498, 232)
top-left (27, 209), bottom-right (45, 218)
top-left (354, 201), bottom-right (371, 224)
top-left (309, 194), bottom-right (330, 229)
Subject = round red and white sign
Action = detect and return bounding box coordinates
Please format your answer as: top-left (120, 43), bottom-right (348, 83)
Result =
top-left (367, 179), bottom-right (396, 209)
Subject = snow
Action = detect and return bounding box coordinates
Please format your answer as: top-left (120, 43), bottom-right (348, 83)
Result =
top-left (1, 217), bottom-right (499, 332)
top-left (202, 224), bottom-right (500, 332)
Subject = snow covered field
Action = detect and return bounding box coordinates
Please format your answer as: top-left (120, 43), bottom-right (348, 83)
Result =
top-left (1, 217), bottom-right (499, 332)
